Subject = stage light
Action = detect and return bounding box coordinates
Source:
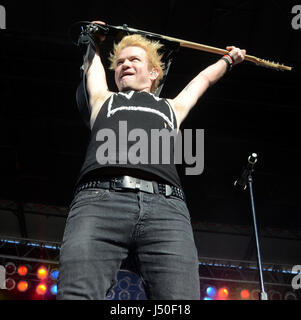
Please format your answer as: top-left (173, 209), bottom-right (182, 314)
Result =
top-left (240, 289), bottom-right (250, 299)
top-left (269, 290), bottom-right (282, 300)
top-left (50, 269), bottom-right (59, 280)
top-left (118, 290), bottom-right (130, 300)
top-left (50, 284), bottom-right (57, 295)
top-left (205, 286), bottom-right (217, 298)
top-left (217, 287), bottom-right (229, 300)
top-left (17, 280), bottom-right (29, 292)
top-left (17, 265), bottom-right (29, 277)
top-left (5, 262), bottom-right (16, 275)
top-left (118, 277), bottom-right (130, 290)
top-left (203, 297), bottom-right (213, 300)
top-left (36, 283), bottom-right (47, 295)
top-left (251, 289), bottom-right (260, 300)
top-left (106, 290), bottom-right (116, 300)
top-left (5, 278), bottom-right (16, 291)
top-left (284, 291), bottom-right (297, 300)
top-left (37, 266), bottom-right (48, 280)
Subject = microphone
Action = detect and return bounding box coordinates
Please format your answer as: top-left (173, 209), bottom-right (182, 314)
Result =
top-left (87, 23), bottom-right (109, 35)
top-left (234, 153), bottom-right (258, 190)
top-left (248, 153), bottom-right (258, 166)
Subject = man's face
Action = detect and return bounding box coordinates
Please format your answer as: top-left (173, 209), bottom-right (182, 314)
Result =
top-left (114, 46), bottom-right (154, 92)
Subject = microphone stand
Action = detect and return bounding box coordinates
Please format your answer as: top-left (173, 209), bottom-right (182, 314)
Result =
top-left (234, 153), bottom-right (268, 300)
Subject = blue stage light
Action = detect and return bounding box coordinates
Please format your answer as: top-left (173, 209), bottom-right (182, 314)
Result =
top-left (206, 286), bottom-right (216, 298)
top-left (50, 269), bottom-right (59, 280)
top-left (50, 284), bottom-right (57, 295)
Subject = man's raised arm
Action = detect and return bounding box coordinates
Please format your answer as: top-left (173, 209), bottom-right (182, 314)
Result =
top-left (169, 46), bottom-right (246, 126)
top-left (84, 21), bottom-right (113, 111)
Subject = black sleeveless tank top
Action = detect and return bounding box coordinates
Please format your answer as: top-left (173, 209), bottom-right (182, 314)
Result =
top-left (76, 90), bottom-right (182, 188)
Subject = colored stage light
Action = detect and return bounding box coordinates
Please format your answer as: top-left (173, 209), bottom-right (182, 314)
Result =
top-left (217, 287), bottom-right (229, 300)
top-left (5, 278), bottom-right (16, 291)
top-left (37, 266), bottom-right (48, 280)
top-left (36, 283), bottom-right (47, 295)
top-left (251, 289), bottom-right (260, 300)
top-left (50, 284), bottom-right (57, 295)
top-left (17, 280), bottom-right (29, 292)
top-left (205, 286), bottom-right (217, 298)
top-left (203, 297), bottom-right (213, 300)
top-left (240, 289), bottom-right (250, 299)
top-left (17, 265), bottom-right (28, 277)
top-left (50, 269), bottom-right (59, 280)
top-left (5, 262), bottom-right (16, 275)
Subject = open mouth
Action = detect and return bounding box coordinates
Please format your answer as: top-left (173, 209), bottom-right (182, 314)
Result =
top-left (121, 72), bottom-right (135, 79)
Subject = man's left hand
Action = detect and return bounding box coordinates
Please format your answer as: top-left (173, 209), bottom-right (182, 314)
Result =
top-left (226, 46), bottom-right (246, 65)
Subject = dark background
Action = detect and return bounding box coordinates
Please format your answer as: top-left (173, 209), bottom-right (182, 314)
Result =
top-left (0, 0), bottom-right (300, 267)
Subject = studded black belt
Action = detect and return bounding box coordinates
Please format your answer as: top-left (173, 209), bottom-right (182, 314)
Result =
top-left (74, 175), bottom-right (186, 202)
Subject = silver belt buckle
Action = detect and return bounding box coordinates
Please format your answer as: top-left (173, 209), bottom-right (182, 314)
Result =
top-left (122, 176), bottom-right (136, 189)
top-left (114, 176), bottom-right (154, 194)
top-left (123, 176), bottom-right (154, 193)
top-left (139, 180), bottom-right (154, 194)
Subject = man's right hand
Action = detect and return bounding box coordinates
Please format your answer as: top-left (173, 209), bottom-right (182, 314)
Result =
top-left (91, 20), bottom-right (107, 43)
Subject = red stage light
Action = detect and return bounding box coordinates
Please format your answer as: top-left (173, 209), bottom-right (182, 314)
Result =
top-left (36, 283), bottom-right (47, 295)
top-left (17, 281), bottom-right (29, 292)
top-left (17, 265), bottom-right (28, 276)
top-left (37, 266), bottom-right (48, 280)
top-left (240, 289), bottom-right (250, 299)
top-left (217, 287), bottom-right (229, 300)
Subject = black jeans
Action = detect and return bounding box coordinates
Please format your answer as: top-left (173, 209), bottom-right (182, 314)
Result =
top-left (57, 187), bottom-right (200, 300)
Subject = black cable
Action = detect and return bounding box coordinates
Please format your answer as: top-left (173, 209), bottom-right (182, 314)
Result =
top-left (75, 25), bottom-right (102, 128)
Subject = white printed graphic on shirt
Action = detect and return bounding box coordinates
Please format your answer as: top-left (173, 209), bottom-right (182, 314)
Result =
top-left (106, 91), bottom-right (175, 130)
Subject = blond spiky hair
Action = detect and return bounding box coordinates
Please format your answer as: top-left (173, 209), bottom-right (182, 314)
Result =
top-left (109, 34), bottom-right (165, 92)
